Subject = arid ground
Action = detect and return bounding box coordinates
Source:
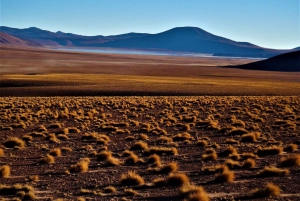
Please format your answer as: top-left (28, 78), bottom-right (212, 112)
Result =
top-left (0, 96), bottom-right (299, 201)
top-left (1, 46), bottom-right (299, 96)
top-left (0, 46), bottom-right (300, 201)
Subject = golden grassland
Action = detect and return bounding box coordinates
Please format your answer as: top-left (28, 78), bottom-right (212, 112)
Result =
top-left (1, 46), bottom-right (299, 96)
top-left (0, 96), bottom-right (299, 200)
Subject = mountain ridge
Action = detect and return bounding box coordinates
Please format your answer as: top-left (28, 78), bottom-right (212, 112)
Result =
top-left (0, 26), bottom-right (297, 58)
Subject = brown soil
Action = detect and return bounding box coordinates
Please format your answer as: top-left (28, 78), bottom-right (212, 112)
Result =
top-left (0, 96), bottom-right (299, 200)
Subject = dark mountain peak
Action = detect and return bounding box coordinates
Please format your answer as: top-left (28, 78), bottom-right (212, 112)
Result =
top-left (28, 27), bottom-right (41, 30)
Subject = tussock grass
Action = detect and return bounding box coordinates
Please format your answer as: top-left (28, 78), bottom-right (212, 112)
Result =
top-left (39, 154), bottom-right (55, 164)
top-left (227, 128), bottom-right (248, 136)
top-left (201, 152), bottom-right (218, 161)
top-left (0, 148), bottom-right (4, 157)
top-left (214, 168), bottom-right (235, 183)
top-left (202, 165), bottom-right (229, 174)
top-left (3, 137), bottom-right (25, 148)
top-left (97, 151), bottom-right (112, 161)
top-left (158, 162), bottom-right (178, 174)
top-left (167, 173), bottom-right (190, 186)
top-left (103, 186), bottom-right (116, 193)
top-left (145, 146), bottom-right (178, 156)
top-left (0, 165), bottom-right (10, 178)
top-left (120, 171), bottom-right (144, 186)
top-left (124, 188), bottom-right (138, 196)
top-left (68, 158), bottom-right (90, 173)
top-left (224, 159), bottom-right (241, 169)
top-left (256, 146), bottom-right (283, 156)
top-left (157, 136), bottom-right (173, 144)
top-left (124, 152), bottom-right (139, 164)
top-left (250, 183), bottom-right (280, 198)
top-left (0, 184), bottom-right (36, 199)
top-left (258, 166), bottom-right (289, 177)
top-left (147, 154), bottom-right (161, 167)
top-left (220, 145), bottom-right (237, 157)
top-left (130, 141), bottom-right (148, 150)
top-left (280, 155), bottom-right (300, 167)
top-left (49, 148), bottom-right (61, 157)
top-left (283, 144), bottom-right (298, 152)
top-left (240, 132), bottom-right (260, 142)
top-left (172, 132), bottom-right (192, 142)
top-left (179, 184), bottom-right (210, 201)
top-left (242, 158), bottom-right (256, 168)
top-left (196, 140), bottom-right (208, 147)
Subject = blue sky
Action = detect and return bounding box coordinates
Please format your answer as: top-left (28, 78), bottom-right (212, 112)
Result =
top-left (1, 0), bottom-right (299, 49)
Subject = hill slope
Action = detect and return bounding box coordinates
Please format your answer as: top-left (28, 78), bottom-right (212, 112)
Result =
top-left (0, 26), bottom-right (294, 58)
top-left (0, 32), bottom-right (42, 47)
top-left (229, 50), bottom-right (300, 72)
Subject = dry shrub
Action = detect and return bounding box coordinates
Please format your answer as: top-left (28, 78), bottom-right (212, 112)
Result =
top-left (145, 147), bottom-right (178, 156)
top-left (240, 132), bottom-right (260, 142)
top-left (3, 137), bottom-right (25, 148)
top-left (49, 123), bottom-right (62, 128)
top-left (256, 146), bottom-right (283, 156)
top-left (105, 157), bottom-right (121, 166)
top-left (125, 136), bottom-right (135, 141)
top-left (28, 175), bottom-right (39, 182)
top-left (68, 127), bottom-right (80, 133)
top-left (258, 166), bottom-right (289, 177)
top-left (225, 138), bottom-right (239, 144)
top-left (202, 165), bottom-right (228, 174)
top-left (196, 140), bottom-right (208, 147)
top-left (0, 184), bottom-right (36, 199)
top-left (220, 145), bottom-right (237, 157)
top-left (69, 158), bottom-right (90, 173)
top-left (0, 165), bottom-right (10, 178)
top-left (22, 135), bottom-right (33, 142)
top-left (283, 144), bottom-right (298, 152)
top-left (157, 136), bottom-right (173, 144)
top-left (0, 148), bottom-right (4, 157)
top-left (39, 154), bottom-right (55, 164)
top-left (167, 173), bottom-right (189, 186)
top-left (240, 153), bottom-right (258, 160)
top-left (227, 128), bottom-right (248, 136)
top-left (214, 168), bottom-right (235, 183)
top-left (97, 151), bottom-right (112, 161)
top-left (250, 183), bottom-right (280, 198)
top-left (159, 162), bottom-right (178, 174)
top-left (130, 141), bottom-right (148, 150)
top-left (172, 132), bottom-right (192, 142)
top-left (147, 154), bottom-right (161, 167)
top-left (103, 186), bottom-right (116, 193)
top-left (139, 133), bottom-right (149, 140)
top-left (224, 159), bottom-right (240, 169)
top-left (124, 188), bottom-right (138, 196)
top-left (280, 155), bottom-right (300, 167)
top-left (180, 184), bottom-right (210, 201)
top-left (242, 158), bottom-right (256, 168)
top-left (201, 152), bottom-right (217, 161)
top-left (124, 153), bottom-right (139, 164)
top-left (49, 148), bottom-right (61, 157)
top-left (120, 171), bottom-right (144, 186)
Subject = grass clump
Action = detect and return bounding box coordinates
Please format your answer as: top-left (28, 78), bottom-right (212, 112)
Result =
top-left (0, 148), bottom-right (4, 157)
top-left (103, 186), bottom-right (116, 193)
top-left (227, 128), bottom-right (248, 136)
top-left (280, 155), bottom-right (300, 167)
top-left (158, 162), bottom-right (178, 174)
top-left (49, 148), bottom-right (61, 157)
top-left (258, 166), bottom-right (289, 177)
top-left (250, 183), bottom-right (280, 198)
top-left (130, 141), bottom-right (148, 151)
top-left (167, 173), bottom-right (189, 186)
top-left (147, 154), bottom-right (161, 167)
top-left (3, 137), bottom-right (25, 148)
top-left (256, 146), bottom-right (283, 156)
top-left (39, 154), bottom-right (55, 164)
top-left (240, 132), bottom-right (260, 142)
top-left (145, 146), bottom-right (178, 156)
top-left (196, 140), bottom-right (208, 147)
top-left (172, 132), bottom-right (192, 142)
top-left (97, 151), bottom-right (112, 161)
top-left (283, 144), bottom-right (298, 152)
top-left (220, 145), bottom-right (237, 157)
top-left (242, 158), bottom-right (256, 168)
top-left (0, 184), bottom-right (36, 200)
top-left (213, 168), bottom-right (235, 183)
top-left (68, 158), bottom-right (90, 173)
top-left (124, 188), bottom-right (138, 196)
top-left (120, 171), bottom-right (144, 186)
top-left (0, 165), bottom-right (10, 178)
top-left (179, 184), bottom-right (210, 201)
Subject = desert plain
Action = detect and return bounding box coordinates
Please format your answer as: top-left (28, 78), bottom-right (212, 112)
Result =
top-left (0, 46), bottom-right (300, 201)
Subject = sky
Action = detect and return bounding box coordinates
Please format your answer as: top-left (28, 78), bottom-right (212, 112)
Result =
top-left (0, 0), bottom-right (299, 49)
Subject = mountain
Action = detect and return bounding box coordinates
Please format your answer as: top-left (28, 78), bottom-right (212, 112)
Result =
top-left (0, 26), bottom-right (295, 58)
top-left (228, 50), bottom-right (300, 72)
top-left (0, 32), bottom-right (42, 47)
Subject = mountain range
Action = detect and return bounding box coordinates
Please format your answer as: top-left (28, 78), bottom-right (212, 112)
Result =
top-left (0, 26), bottom-right (297, 58)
